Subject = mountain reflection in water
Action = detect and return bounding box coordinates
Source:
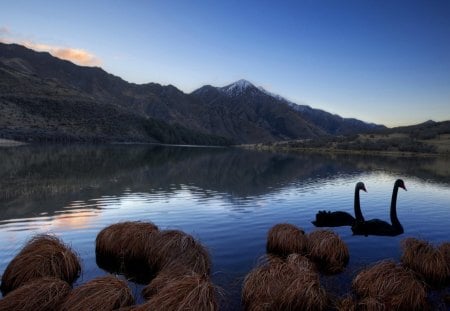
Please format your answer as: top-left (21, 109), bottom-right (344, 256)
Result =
top-left (1, 144), bottom-right (449, 224)
top-left (0, 145), bottom-right (449, 309)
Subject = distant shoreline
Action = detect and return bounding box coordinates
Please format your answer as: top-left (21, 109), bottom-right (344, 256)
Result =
top-left (0, 139), bottom-right (26, 147)
top-left (239, 144), bottom-right (449, 158)
top-left (1, 138), bottom-right (449, 158)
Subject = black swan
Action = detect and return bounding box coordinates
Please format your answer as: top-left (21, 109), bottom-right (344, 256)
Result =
top-left (312, 182), bottom-right (367, 227)
top-left (351, 179), bottom-right (406, 237)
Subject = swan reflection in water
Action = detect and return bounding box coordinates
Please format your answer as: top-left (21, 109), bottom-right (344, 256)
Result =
top-left (312, 179), bottom-right (406, 237)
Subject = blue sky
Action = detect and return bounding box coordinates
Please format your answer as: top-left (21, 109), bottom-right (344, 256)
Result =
top-left (1, 0), bottom-right (449, 126)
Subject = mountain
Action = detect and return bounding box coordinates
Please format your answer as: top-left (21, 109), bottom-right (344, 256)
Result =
top-left (383, 120), bottom-right (450, 139)
top-left (0, 42), bottom-right (384, 144)
top-left (0, 43), bottom-right (231, 145)
top-left (191, 79), bottom-right (385, 142)
top-left (255, 83), bottom-right (383, 135)
top-left (190, 80), bottom-right (327, 143)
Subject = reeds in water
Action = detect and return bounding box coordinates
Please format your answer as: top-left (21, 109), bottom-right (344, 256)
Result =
top-left (266, 223), bottom-right (308, 257)
top-left (335, 296), bottom-right (386, 311)
top-left (142, 264), bottom-right (193, 299)
top-left (352, 260), bottom-right (427, 311)
top-left (242, 254), bottom-right (327, 311)
top-left (0, 277), bottom-right (71, 311)
top-left (95, 221), bottom-right (159, 282)
top-left (308, 230), bottom-right (349, 274)
top-left (401, 237), bottom-right (450, 287)
top-left (148, 229), bottom-right (211, 275)
top-left (59, 275), bottom-right (134, 311)
top-left (136, 273), bottom-right (218, 311)
top-left (0, 234), bottom-right (81, 295)
top-left (438, 242), bottom-right (450, 283)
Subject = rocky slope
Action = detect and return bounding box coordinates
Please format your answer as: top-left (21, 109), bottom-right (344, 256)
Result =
top-left (0, 42), bottom-right (384, 144)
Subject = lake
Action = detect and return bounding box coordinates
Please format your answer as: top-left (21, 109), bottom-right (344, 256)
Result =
top-left (0, 144), bottom-right (449, 309)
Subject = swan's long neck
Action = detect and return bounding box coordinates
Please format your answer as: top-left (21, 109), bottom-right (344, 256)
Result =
top-left (390, 185), bottom-right (403, 230)
top-left (354, 187), bottom-right (365, 222)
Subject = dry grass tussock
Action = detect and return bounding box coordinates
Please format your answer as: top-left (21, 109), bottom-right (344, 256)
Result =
top-left (0, 277), bottom-right (71, 311)
top-left (147, 229), bottom-right (211, 275)
top-left (335, 296), bottom-right (387, 311)
top-left (308, 230), bottom-right (349, 274)
top-left (0, 234), bottom-right (81, 295)
top-left (439, 242), bottom-right (450, 260)
top-left (142, 264), bottom-right (194, 299)
top-left (59, 275), bottom-right (134, 311)
top-left (286, 253), bottom-right (317, 272)
top-left (95, 221), bottom-right (159, 274)
top-left (441, 242), bottom-right (450, 286)
top-left (135, 273), bottom-right (218, 311)
top-left (401, 237), bottom-right (450, 287)
top-left (352, 260), bottom-right (427, 311)
top-left (242, 254), bottom-right (327, 311)
top-left (335, 296), bottom-right (357, 311)
top-left (266, 223), bottom-right (308, 257)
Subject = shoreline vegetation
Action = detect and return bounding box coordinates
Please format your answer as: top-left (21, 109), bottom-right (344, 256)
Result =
top-left (2, 122), bottom-right (449, 157)
top-left (2, 226), bottom-right (448, 310)
top-left (2, 135), bottom-right (450, 158)
top-left (239, 132), bottom-right (450, 157)
top-left (0, 138), bottom-right (26, 147)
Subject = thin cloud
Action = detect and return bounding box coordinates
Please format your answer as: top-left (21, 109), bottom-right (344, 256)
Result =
top-left (0, 26), bottom-right (101, 67)
top-left (21, 41), bottom-right (101, 66)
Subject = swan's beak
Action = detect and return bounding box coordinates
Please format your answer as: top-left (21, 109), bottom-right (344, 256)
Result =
top-left (363, 187), bottom-right (367, 192)
top-left (401, 185), bottom-right (407, 191)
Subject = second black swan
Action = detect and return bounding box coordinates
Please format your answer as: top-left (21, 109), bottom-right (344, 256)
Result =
top-left (351, 179), bottom-right (406, 236)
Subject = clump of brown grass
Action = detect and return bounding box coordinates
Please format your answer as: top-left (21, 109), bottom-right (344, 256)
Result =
top-left (438, 242), bottom-right (450, 270)
top-left (286, 253), bottom-right (317, 272)
top-left (439, 242), bottom-right (450, 286)
top-left (0, 234), bottom-right (81, 295)
top-left (335, 296), bottom-right (387, 311)
top-left (257, 252), bottom-right (286, 267)
top-left (0, 277), bottom-right (71, 311)
top-left (242, 259), bottom-right (286, 310)
top-left (308, 230), bottom-right (349, 274)
top-left (59, 275), bottom-right (134, 311)
top-left (142, 264), bottom-right (193, 299)
top-left (95, 221), bottom-right (159, 282)
top-left (439, 242), bottom-right (450, 257)
top-left (135, 273), bottom-right (218, 311)
top-left (242, 254), bottom-right (327, 311)
top-left (401, 238), bottom-right (450, 287)
top-left (147, 230), bottom-right (211, 275)
top-left (352, 260), bottom-right (427, 311)
top-left (266, 223), bottom-right (308, 257)
top-left (335, 295), bottom-right (356, 311)
top-left (357, 297), bottom-right (386, 311)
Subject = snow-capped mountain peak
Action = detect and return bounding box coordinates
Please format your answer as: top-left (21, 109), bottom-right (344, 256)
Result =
top-left (220, 79), bottom-right (257, 96)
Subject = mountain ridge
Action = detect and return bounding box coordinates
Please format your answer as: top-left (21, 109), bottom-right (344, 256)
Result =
top-left (191, 79), bottom-right (385, 137)
top-left (1, 42), bottom-right (387, 144)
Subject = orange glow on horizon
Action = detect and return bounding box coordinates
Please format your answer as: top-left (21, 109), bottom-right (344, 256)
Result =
top-left (0, 37), bottom-right (101, 67)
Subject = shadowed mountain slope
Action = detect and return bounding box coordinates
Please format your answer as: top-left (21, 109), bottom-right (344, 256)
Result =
top-left (1, 42), bottom-right (384, 144)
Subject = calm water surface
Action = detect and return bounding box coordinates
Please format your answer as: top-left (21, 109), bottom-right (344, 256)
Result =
top-left (0, 145), bottom-right (449, 309)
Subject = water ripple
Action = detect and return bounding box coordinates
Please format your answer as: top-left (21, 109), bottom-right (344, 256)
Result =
top-left (0, 145), bottom-right (449, 306)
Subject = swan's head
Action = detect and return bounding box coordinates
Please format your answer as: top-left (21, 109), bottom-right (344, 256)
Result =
top-left (356, 182), bottom-right (367, 192)
top-left (395, 179), bottom-right (407, 191)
